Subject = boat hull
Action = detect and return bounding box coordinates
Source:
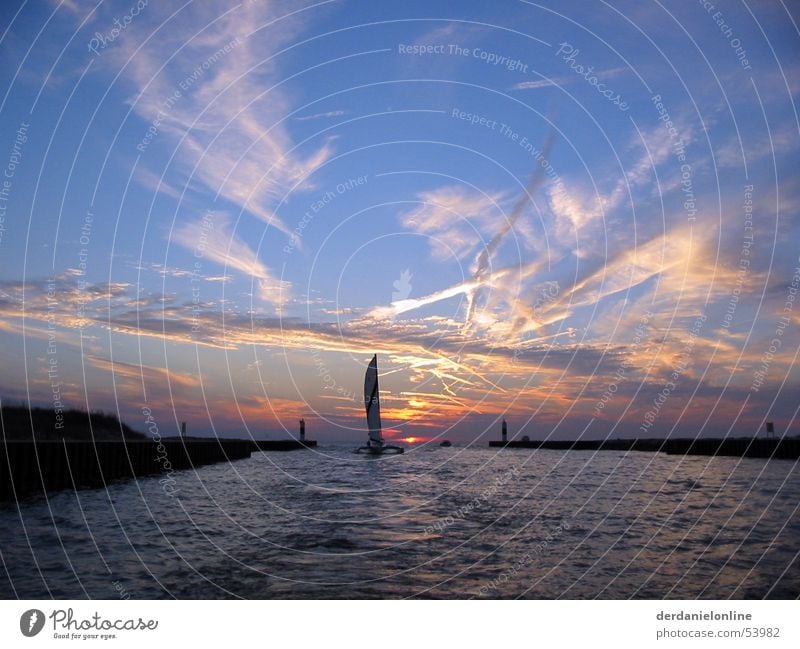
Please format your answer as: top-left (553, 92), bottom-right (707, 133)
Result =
top-left (353, 445), bottom-right (404, 455)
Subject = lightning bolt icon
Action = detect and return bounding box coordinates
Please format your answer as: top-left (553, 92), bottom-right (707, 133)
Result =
top-left (28, 611), bottom-right (38, 632)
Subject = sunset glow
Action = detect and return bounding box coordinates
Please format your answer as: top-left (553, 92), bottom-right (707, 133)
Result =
top-left (2, 0), bottom-right (800, 615)
top-left (400, 437), bottom-right (427, 445)
top-left (0, 1), bottom-right (796, 445)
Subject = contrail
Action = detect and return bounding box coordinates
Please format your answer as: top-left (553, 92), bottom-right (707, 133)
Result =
top-left (371, 259), bottom-right (543, 321)
top-left (432, 351), bottom-right (508, 393)
top-left (464, 125), bottom-right (557, 330)
top-left (513, 328), bottom-right (577, 348)
top-left (366, 117), bottom-right (558, 333)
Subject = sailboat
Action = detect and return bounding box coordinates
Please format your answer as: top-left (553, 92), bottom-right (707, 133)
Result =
top-left (354, 354), bottom-right (404, 455)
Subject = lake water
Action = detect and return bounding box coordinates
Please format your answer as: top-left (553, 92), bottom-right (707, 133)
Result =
top-left (1, 446), bottom-right (798, 598)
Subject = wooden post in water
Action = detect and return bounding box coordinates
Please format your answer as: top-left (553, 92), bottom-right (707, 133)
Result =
top-left (502, 419), bottom-right (508, 443)
top-left (299, 418), bottom-right (305, 442)
top-left (181, 421), bottom-right (187, 437)
top-left (766, 421), bottom-right (774, 439)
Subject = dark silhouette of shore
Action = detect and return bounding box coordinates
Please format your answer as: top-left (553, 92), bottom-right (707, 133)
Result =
top-left (0, 404), bottom-right (315, 501)
top-left (0, 437), bottom-right (253, 501)
top-left (1, 404), bottom-right (146, 441)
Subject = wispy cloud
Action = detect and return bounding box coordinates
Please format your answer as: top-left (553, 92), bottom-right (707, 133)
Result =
top-left (513, 78), bottom-right (560, 90)
top-left (401, 187), bottom-right (509, 261)
top-left (87, 355), bottom-right (200, 390)
top-left (171, 213), bottom-right (290, 306)
top-left (112, 4), bottom-right (334, 235)
top-left (0, 255), bottom-right (790, 434)
top-left (512, 68), bottom-right (629, 91)
top-left (293, 110), bottom-right (346, 122)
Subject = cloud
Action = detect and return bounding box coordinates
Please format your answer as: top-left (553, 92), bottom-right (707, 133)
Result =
top-left (400, 185), bottom-right (508, 261)
top-left (385, 130), bottom-right (559, 335)
top-left (87, 355), bottom-right (200, 390)
top-left (171, 213), bottom-right (290, 306)
top-left (540, 113), bottom-right (700, 264)
top-left (133, 165), bottom-right (184, 202)
top-left (50, 0), bottom-right (93, 18)
top-left (716, 121), bottom-right (798, 169)
top-left (604, 118), bottom-right (695, 216)
top-left (0, 259), bottom-right (793, 435)
top-left (513, 78), bottom-right (560, 90)
top-left (463, 127), bottom-right (556, 328)
top-left (293, 110), bottom-right (346, 121)
top-left (512, 68), bottom-right (629, 91)
top-left (112, 3), bottom-right (334, 236)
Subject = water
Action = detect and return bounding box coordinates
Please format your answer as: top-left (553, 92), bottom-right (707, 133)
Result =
top-left (1, 446), bottom-right (798, 599)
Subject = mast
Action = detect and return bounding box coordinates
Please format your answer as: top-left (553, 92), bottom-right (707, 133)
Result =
top-left (364, 354), bottom-right (383, 445)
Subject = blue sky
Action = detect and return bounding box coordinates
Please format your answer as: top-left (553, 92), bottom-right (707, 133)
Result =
top-left (0, 0), bottom-right (798, 443)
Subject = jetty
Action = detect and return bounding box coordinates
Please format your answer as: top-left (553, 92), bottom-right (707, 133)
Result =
top-left (252, 419), bottom-right (317, 451)
top-left (0, 437), bottom-right (252, 501)
top-left (489, 419), bottom-right (800, 460)
top-left (252, 439), bottom-right (317, 451)
top-left (0, 407), bottom-right (317, 501)
top-left (488, 436), bottom-right (800, 458)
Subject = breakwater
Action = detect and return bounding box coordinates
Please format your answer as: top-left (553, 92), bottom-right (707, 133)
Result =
top-left (0, 438), bottom-right (252, 501)
top-left (488, 436), bottom-right (800, 459)
top-left (252, 439), bottom-right (317, 451)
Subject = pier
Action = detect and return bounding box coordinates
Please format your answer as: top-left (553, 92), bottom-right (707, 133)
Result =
top-left (0, 438), bottom-right (252, 501)
top-left (251, 419), bottom-right (317, 451)
top-left (252, 439), bottom-right (317, 451)
top-left (0, 408), bottom-right (321, 501)
top-left (488, 436), bottom-right (800, 459)
top-left (0, 436), bottom-right (320, 501)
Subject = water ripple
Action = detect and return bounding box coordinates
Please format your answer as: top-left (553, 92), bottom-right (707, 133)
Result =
top-left (1, 447), bottom-right (798, 598)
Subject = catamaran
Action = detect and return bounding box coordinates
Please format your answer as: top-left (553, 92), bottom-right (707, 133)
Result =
top-left (354, 354), bottom-right (404, 455)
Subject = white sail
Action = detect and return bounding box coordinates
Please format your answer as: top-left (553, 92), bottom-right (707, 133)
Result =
top-left (364, 354), bottom-right (382, 445)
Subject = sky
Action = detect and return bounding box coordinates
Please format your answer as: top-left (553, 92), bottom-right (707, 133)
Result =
top-left (0, 0), bottom-right (798, 444)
